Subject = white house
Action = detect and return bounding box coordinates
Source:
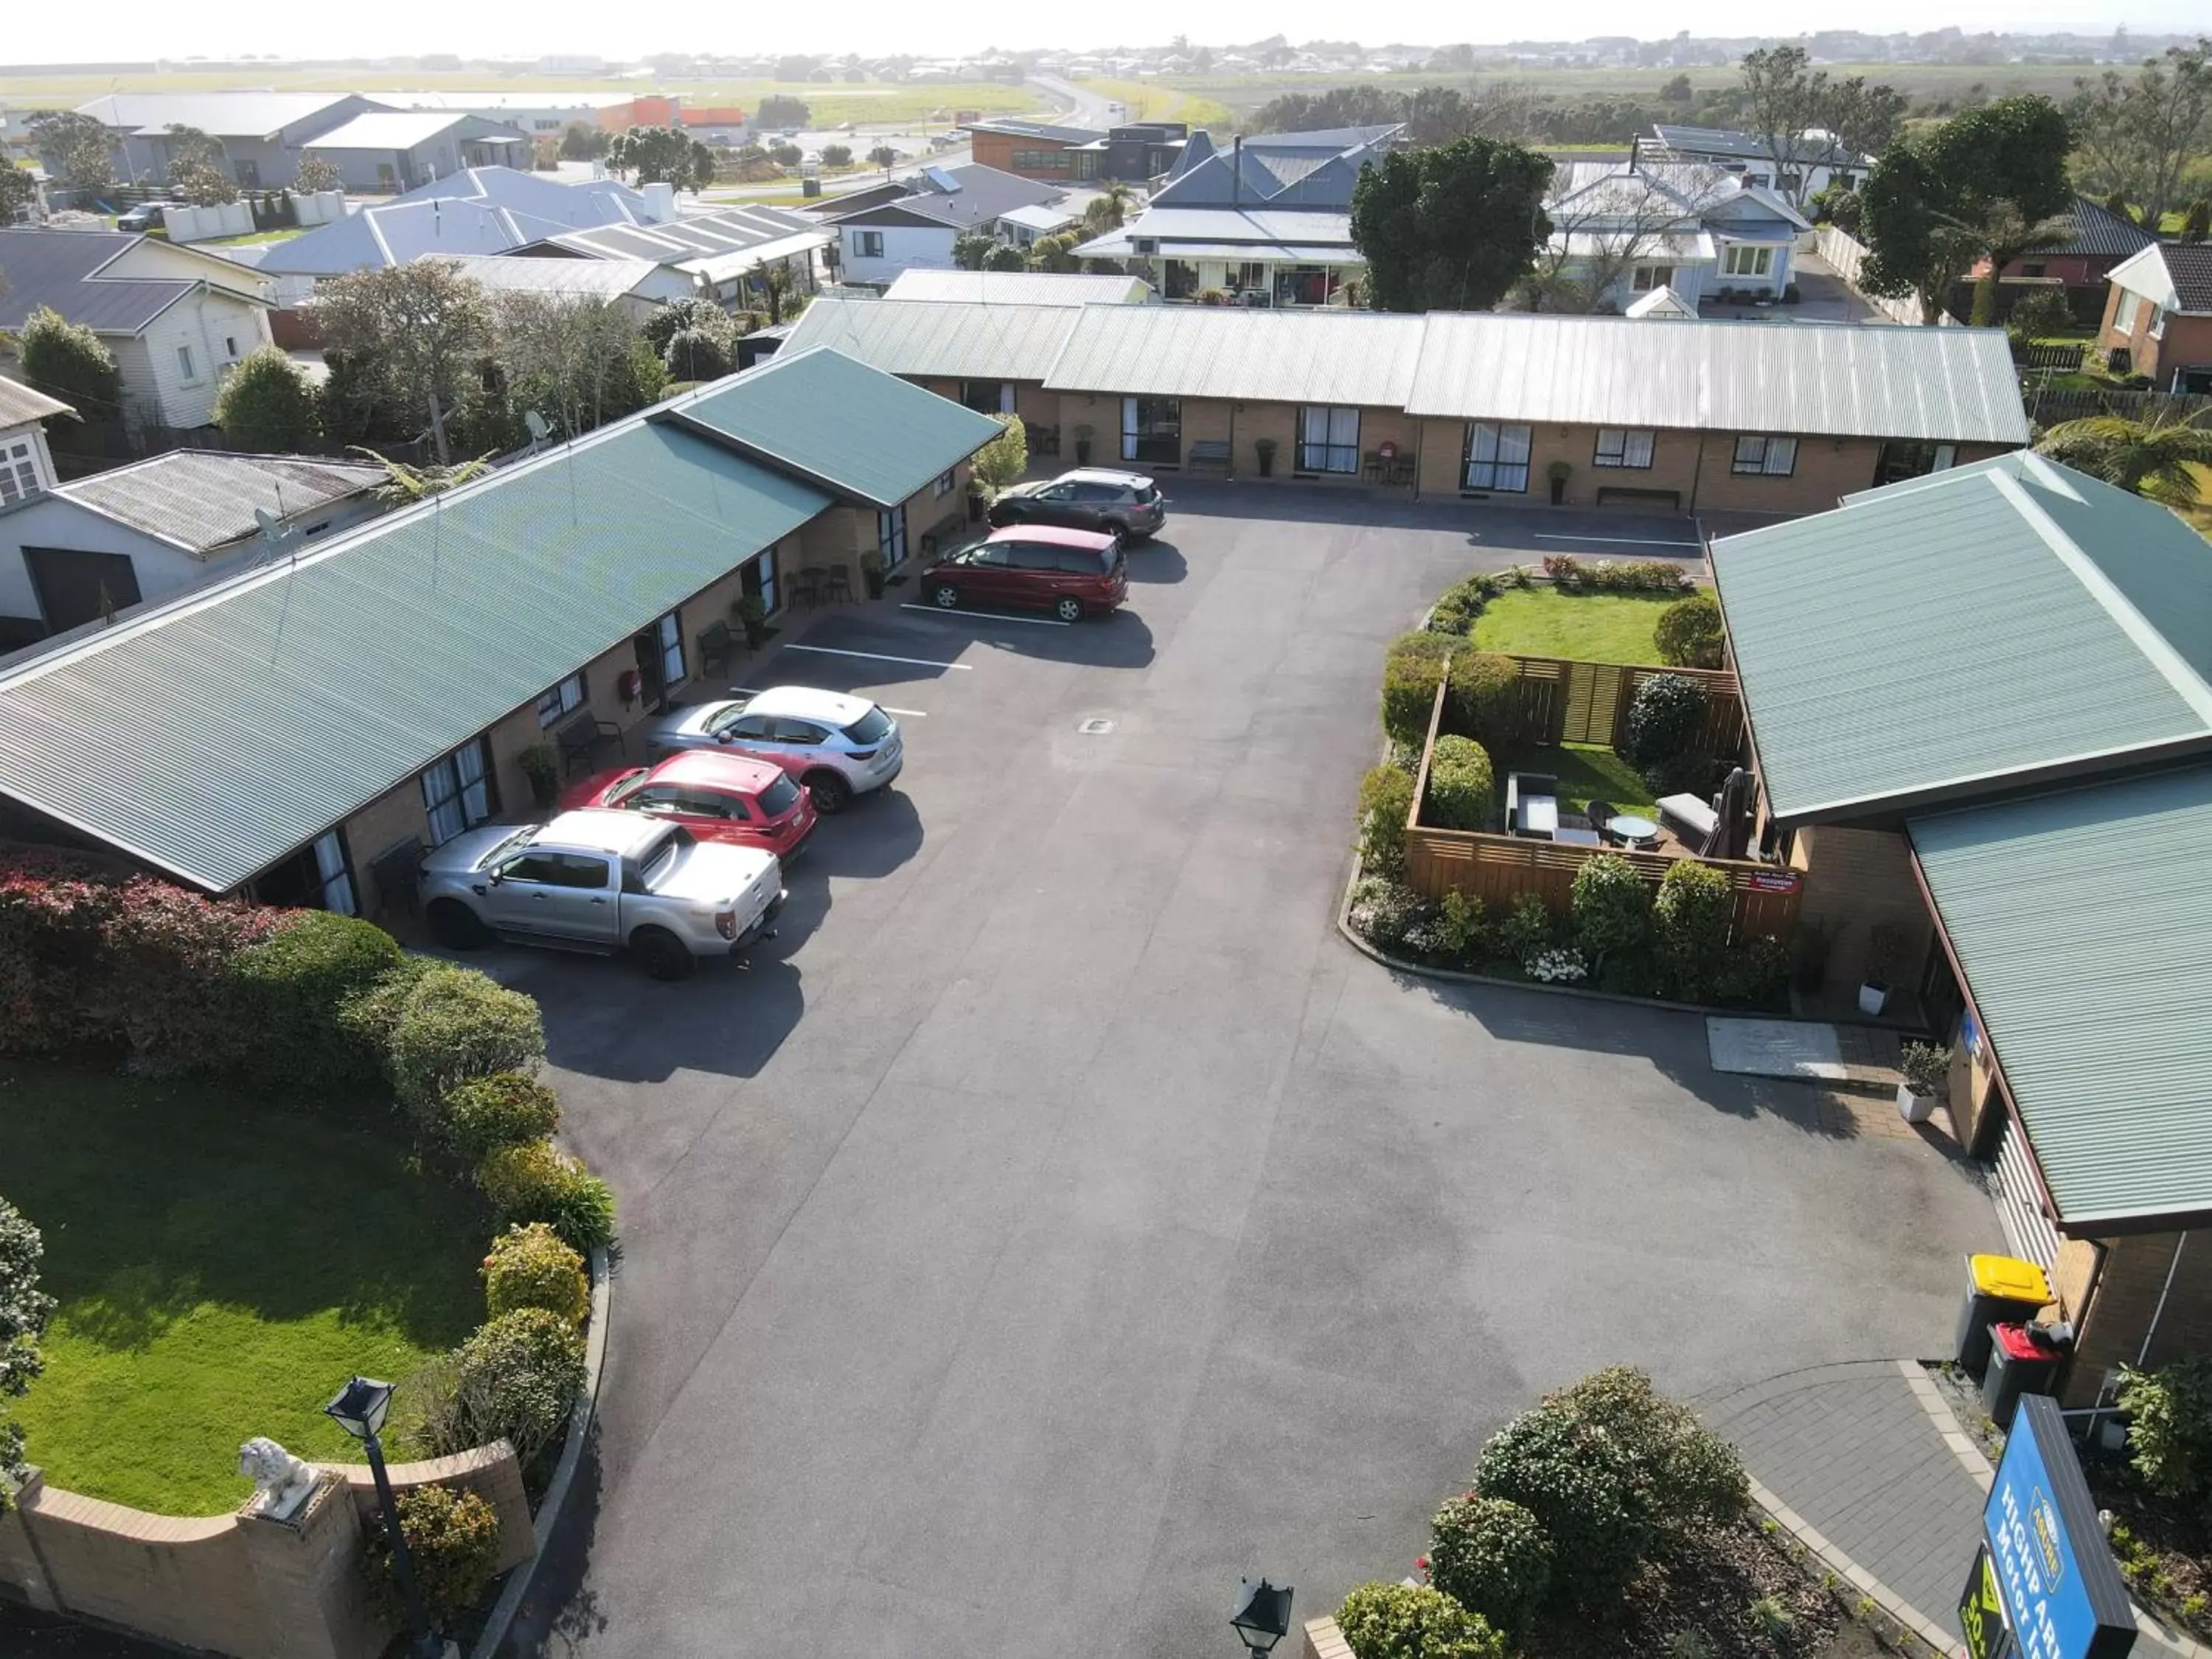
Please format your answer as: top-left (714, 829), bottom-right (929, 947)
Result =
top-left (428, 254), bottom-right (691, 321)
top-left (1540, 161), bottom-right (1812, 310)
top-left (824, 164), bottom-right (1064, 288)
top-left (1643, 123), bottom-right (1875, 204)
top-left (530, 202), bottom-right (834, 311)
top-left (0, 378), bottom-right (69, 512)
top-left (0, 229), bottom-right (276, 434)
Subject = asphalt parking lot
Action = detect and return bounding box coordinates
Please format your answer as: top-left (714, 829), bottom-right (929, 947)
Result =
top-left (499, 484), bottom-right (2000, 1658)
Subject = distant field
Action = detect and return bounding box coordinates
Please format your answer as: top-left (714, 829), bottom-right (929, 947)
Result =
top-left (1071, 77), bottom-right (1233, 131)
top-left (0, 72), bottom-right (1045, 129)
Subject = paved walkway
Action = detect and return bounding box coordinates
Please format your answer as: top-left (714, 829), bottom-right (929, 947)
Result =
top-left (1703, 1360), bottom-right (2202, 1659)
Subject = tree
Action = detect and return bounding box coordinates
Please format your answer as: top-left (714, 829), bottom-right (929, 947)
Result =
top-left (2182, 198), bottom-right (2211, 242)
top-left (350, 448), bottom-right (495, 504)
top-left (867, 143), bottom-right (899, 170)
top-left (559, 122), bottom-right (611, 161)
top-left (2036, 413), bottom-right (2212, 506)
top-left (819, 142), bottom-right (852, 168)
top-left (1518, 165), bottom-right (1725, 313)
top-left (642, 295), bottom-right (736, 358)
top-left (756, 94), bottom-right (811, 129)
top-left (492, 291), bottom-right (661, 439)
top-left (0, 164), bottom-right (35, 223)
top-left (664, 326), bottom-right (734, 381)
top-left (313, 261), bottom-right (493, 463)
top-left (1818, 74), bottom-right (1909, 161)
top-left (979, 242), bottom-right (1026, 272)
top-left (1029, 232), bottom-right (1080, 273)
top-left (689, 139), bottom-right (720, 192)
top-left (1082, 181), bottom-right (1134, 233)
top-left (1349, 137), bottom-right (1552, 313)
top-left (605, 125), bottom-right (700, 186)
top-left (212, 347), bottom-right (321, 451)
top-left (2069, 39), bottom-right (2212, 231)
top-left (2005, 285), bottom-right (2076, 348)
top-left (767, 142), bottom-right (803, 167)
top-left (1955, 199), bottom-right (2070, 325)
top-left (0, 1198), bottom-right (54, 1504)
top-left (293, 154), bottom-right (343, 195)
top-left (28, 109), bottom-right (113, 195)
top-left (971, 415), bottom-right (1028, 495)
top-left (1660, 74), bottom-right (1693, 103)
top-left (169, 132), bottom-right (240, 207)
top-left (1739, 46), bottom-right (1823, 206)
top-left (951, 230), bottom-right (996, 271)
top-left (17, 305), bottom-right (122, 426)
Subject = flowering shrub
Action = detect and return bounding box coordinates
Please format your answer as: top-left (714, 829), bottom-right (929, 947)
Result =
top-left (361, 1482), bottom-right (501, 1624)
top-left (1542, 555), bottom-right (1692, 594)
top-left (483, 1222), bottom-right (589, 1326)
top-left (1349, 876), bottom-right (1439, 956)
top-left (1526, 947), bottom-right (1587, 984)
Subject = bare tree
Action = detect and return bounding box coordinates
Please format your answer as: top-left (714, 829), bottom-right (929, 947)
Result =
top-left (1517, 162), bottom-right (1717, 313)
top-left (1815, 77), bottom-right (1908, 164)
top-left (313, 260), bottom-right (493, 464)
top-left (490, 291), bottom-right (653, 438)
top-left (2070, 38), bottom-right (2212, 228)
top-left (1739, 46), bottom-right (1827, 207)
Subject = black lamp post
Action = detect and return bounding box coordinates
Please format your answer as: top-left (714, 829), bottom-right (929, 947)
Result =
top-left (1231, 1576), bottom-right (1295, 1655)
top-left (326, 1376), bottom-right (442, 1659)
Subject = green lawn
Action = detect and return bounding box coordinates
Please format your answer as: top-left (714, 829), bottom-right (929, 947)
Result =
top-left (1472, 588), bottom-right (1676, 665)
top-left (1, 1065), bottom-right (485, 1514)
top-left (200, 226), bottom-right (305, 247)
top-left (1496, 743), bottom-right (1658, 819)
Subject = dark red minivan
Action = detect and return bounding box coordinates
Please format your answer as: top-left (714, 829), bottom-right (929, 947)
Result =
top-left (920, 524), bottom-right (1127, 622)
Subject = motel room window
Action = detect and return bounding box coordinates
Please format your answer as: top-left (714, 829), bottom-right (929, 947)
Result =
top-left (960, 380), bottom-right (1014, 415)
top-left (535, 672), bottom-right (587, 728)
top-left (1462, 422), bottom-right (1532, 493)
top-left (257, 827), bottom-right (358, 916)
top-left (1722, 245), bottom-right (1775, 279)
top-left (1121, 397), bottom-right (1182, 465)
top-left (1297, 406), bottom-right (1360, 473)
top-left (877, 504), bottom-right (908, 568)
top-left (422, 737), bottom-right (495, 846)
top-left (0, 436), bottom-right (44, 505)
top-left (653, 611), bottom-right (685, 692)
top-left (1631, 265), bottom-right (1673, 292)
top-left (853, 230), bottom-right (885, 259)
top-left (742, 545), bottom-right (780, 616)
top-left (933, 469), bottom-right (957, 498)
top-left (1732, 435), bottom-right (1798, 477)
top-left (1593, 428), bottom-right (1655, 470)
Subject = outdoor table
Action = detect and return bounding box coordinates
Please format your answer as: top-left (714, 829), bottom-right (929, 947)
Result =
top-left (1554, 827), bottom-right (1601, 846)
top-left (1607, 813), bottom-right (1660, 849)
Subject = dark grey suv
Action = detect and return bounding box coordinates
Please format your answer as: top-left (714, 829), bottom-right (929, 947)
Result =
top-left (986, 467), bottom-right (1166, 539)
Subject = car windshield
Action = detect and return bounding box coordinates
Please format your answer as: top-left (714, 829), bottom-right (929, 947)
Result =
top-left (706, 701), bottom-right (753, 737)
top-left (637, 825), bottom-right (697, 887)
top-left (604, 769), bottom-right (651, 805)
top-left (1137, 483), bottom-right (1161, 504)
top-left (759, 773), bottom-right (801, 815)
top-left (843, 707), bottom-right (894, 745)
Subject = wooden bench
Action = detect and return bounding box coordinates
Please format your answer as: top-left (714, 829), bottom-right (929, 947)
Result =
top-left (696, 619), bottom-right (735, 678)
top-left (919, 512), bottom-right (967, 557)
top-left (1187, 439), bottom-right (1231, 474)
top-left (555, 709), bottom-right (625, 776)
top-left (1595, 484), bottom-right (1683, 510)
top-left (369, 835), bottom-right (427, 916)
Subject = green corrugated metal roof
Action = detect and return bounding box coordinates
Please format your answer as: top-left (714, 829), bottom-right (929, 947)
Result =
top-left (1711, 455), bottom-right (2212, 821)
top-left (1911, 765), bottom-right (2212, 1226)
top-left (664, 345), bottom-right (1004, 508)
top-left (0, 422), bottom-right (830, 891)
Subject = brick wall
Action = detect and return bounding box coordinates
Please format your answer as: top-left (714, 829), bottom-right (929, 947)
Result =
top-left (1788, 825), bottom-right (1933, 992)
top-left (2063, 1230), bottom-right (2212, 1406)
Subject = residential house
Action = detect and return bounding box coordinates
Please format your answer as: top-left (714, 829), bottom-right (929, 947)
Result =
top-left (0, 451), bottom-right (386, 640)
top-left (0, 347), bottom-right (999, 920)
top-left (1958, 195), bottom-right (2154, 326)
top-left (1708, 452), bottom-right (2212, 1402)
top-left (1074, 125), bottom-right (1402, 305)
top-left (882, 270), bottom-right (1154, 305)
top-left (1541, 161), bottom-right (1811, 310)
top-left (365, 91), bottom-right (639, 142)
top-left (998, 202), bottom-right (1082, 250)
top-left (961, 117), bottom-right (1110, 181)
top-left (2098, 243), bottom-right (2212, 392)
top-left (0, 381), bottom-right (72, 636)
top-left (1640, 122), bottom-right (1874, 201)
top-left (299, 111), bottom-right (531, 194)
top-left (521, 202), bottom-right (834, 311)
top-left (432, 254), bottom-right (689, 320)
top-left (0, 228), bottom-right (276, 434)
top-left (782, 296), bottom-right (2026, 512)
top-left (66, 93), bottom-right (384, 191)
top-left (824, 164), bottom-right (1065, 288)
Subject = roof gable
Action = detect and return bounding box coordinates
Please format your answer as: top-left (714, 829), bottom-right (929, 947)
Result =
top-left (0, 229), bottom-right (197, 335)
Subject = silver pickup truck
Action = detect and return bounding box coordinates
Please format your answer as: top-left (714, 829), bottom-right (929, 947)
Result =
top-left (420, 809), bottom-right (785, 980)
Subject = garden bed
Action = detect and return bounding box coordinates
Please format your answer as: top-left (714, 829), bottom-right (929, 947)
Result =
top-left (0, 1062), bottom-right (485, 1514)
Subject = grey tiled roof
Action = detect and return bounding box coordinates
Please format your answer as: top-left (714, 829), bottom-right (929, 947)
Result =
top-left (2054, 194), bottom-right (2157, 260)
top-left (0, 229), bottom-right (194, 335)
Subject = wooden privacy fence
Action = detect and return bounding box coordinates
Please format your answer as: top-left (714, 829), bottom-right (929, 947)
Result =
top-left (1507, 655), bottom-right (1746, 761)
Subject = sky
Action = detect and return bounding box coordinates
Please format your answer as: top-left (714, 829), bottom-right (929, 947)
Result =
top-left (7, 1), bottom-right (2203, 66)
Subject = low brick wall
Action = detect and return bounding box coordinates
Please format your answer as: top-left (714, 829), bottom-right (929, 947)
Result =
top-left (1304, 1615), bottom-right (1354, 1659)
top-left (0, 1441), bottom-right (534, 1659)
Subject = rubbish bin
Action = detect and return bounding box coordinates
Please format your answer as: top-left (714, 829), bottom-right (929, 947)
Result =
top-left (1983, 1322), bottom-right (2066, 1428)
top-left (1955, 1253), bottom-right (2052, 1377)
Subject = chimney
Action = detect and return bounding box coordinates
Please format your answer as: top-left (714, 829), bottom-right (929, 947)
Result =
top-left (642, 181), bottom-right (677, 223)
top-left (1231, 134), bottom-right (1241, 208)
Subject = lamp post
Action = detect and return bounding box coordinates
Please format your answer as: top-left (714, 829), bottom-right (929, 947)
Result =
top-left (325, 1376), bottom-right (442, 1659)
top-left (1231, 1576), bottom-right (1295, 1656)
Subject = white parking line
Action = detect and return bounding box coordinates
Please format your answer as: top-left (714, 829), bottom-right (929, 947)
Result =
top-left (898, 602), bottom-right (1072, 628)
top-left (728, 686), bottom-right (927, 716)
top-left (781, 643), bottom-right (975, 669)
top-left (1533, 532), bottom-right (1704, 549)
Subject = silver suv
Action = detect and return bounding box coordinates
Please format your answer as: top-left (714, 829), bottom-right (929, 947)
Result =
top-left (647, 686), bottom-right (902, 813)
top-left (420, 810), bottom-right (785, 980)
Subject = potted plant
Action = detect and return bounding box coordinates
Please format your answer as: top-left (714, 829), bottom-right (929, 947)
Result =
top-left (1072, 423), bottom-right (1093, 465)
top-left (733, 593), bottom-right (768, 650)
top-left (1253, 436), bottom-right (1278, 477)
top-left (1858, 922), bottom-right (1907, 1016)
top-left (860, 548), bottom-right (886, 599)
top-left (1547, 459), bottom-right (1573, 506)
top-left (1897, 1040), bottom-right (1951, 1124)
top-left (518, 743), bottom-right (560, 810)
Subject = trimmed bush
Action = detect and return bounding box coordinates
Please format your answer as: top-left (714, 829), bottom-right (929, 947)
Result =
top-left (483, 1222), bottom-right (589, 1326)
top-left (1619, 674), bottom-right (1711, 790)
top-left (225, 911), bottom-right (401, 1091)
top-left (1716, 933), bottom-right (1790, 1007)
top-left (1654, 594), bottom-right (1725, 669)
top-left (1447, 653), bottom-right (1520, 749)
top-left (1427, 1493), bottom-right (1551, 1637)
top-left (335, 954), bottom-right (437, 1059)
top-left (2118, 1358), bottom-right (2212, 1502)
top-left (1549, 1366), bottom-right (1747, 1537)
top-left (388, 964), bottom-right (546, 1129)
top-left (1653, 861), bottom-right (1734, 1001)
top-left (1383, 654), bottom-right (1447, 748)
top-left (1337, 1582), bottom-right (1505, 1659)
top-left (1358, 765), bottom-right (1417, 877)
top-left (1388, 630), bottom-right (1461, 668)
top-left (1492, 892), bottom-right (1551, 965)
top-left (1570, 855), bottom-right (1651, 970)
top-left (445, 1072), bottom-right (562, 1162)
top-left (1472, 1391), bottom-right (1649, 1604)
top-left (361, 1482), bottom-right (500, 1625)
top-left (1425, 737), bottom-right (1495, 831)
top-left (410, 1307), bottom-right (586, 1463)
top-left (478, 1138), bottom-right (617, 1253)
top-left (1, 1196), bottom-right (54, 1497)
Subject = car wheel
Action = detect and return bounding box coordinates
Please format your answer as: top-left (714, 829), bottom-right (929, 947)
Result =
top-left (631, 926), bottom-right (695, 981)
top-left (1055, 595), bottom-right (1085, 623)
top-left (807, 770), bottom-right (853, 814)
top-left (1104, 518), bottom-right (1130, 540)
top-left (932, 582), bottom-right (961, 608)
top-left (427, 900), bottom-right (489, 950)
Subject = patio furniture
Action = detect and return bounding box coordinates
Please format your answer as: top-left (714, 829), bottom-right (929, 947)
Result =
top-left (1595, 485), bottom-right (1683, 510)
top-left (697, 619), bottom-right (735, 678)
top-left (1507, 771), bottom-right (1560, 838)
top-left (824, 565), bottom-right (855, 603)
top-left (1361, 450), bottom-right (1386, 481)
top-left (1188, 439), bottom-right (1232, 474)
top-left (790, 566), bottom-right (824, 608)
top-left (1386, 455), bottom-right (1416, 486)
top-left (554, 708), bottom-right (625, 776)
top-left (1585, 798), bottom-right (1618, 842)
top-left (1555, 827), bottom-right (1601, 846)
top-left (1607, 812), bottom-right (1660, 851)
top-left (369, 835), bottom-right (427, 916)
top-left (1656, 792), bottom-right (1717, 847)
top-left (1034, 423), bottom-right (1060, 457)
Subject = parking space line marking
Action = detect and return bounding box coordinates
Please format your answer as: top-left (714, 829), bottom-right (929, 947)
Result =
top-left (1533, 532), bottom-right (1703, 549)
top-left (780, 644), bottom-right (974, 669)
top-left (727, 686), bottom-right (926, 715)
top-left (898, 603), bottom-right (1071, 628)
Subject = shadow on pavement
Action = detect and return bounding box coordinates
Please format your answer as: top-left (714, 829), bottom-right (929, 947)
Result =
top-left (504, 1422), bottom-right (605, 1657)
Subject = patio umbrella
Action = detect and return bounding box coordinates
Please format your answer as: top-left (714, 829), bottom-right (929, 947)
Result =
top-left (1711, 767), bottom-right (1753, 860)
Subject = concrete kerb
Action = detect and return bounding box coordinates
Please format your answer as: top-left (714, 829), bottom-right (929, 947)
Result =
top-left (467, 1243), bottom-right (612, 1659)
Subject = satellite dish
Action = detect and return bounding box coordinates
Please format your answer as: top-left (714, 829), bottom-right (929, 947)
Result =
top-left (252, 507), bottom-right (285, 540)
top-left (524, 410), bottom-right (552, 446)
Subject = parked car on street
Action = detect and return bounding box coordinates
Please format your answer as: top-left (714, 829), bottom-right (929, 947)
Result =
top-left (987, 467), bottom-right (1165, 539)
top-left (646, 686), bottom-right (902, 813)
top-left (116, 201), bottom-right (184, 232)
top-left (560, 750), bottom-right (817, 858)
top-left (921, 524), bottom-right (1127, 622)
top-left (419, 809), bottom-right (785, 980)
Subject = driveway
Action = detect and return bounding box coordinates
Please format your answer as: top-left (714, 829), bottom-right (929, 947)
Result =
top-left (504, 486), bottom-right (2000, 1657)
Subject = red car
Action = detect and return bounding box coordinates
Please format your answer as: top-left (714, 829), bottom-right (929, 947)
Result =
top-left (920, 524), bottom-right (1127, 622)
top-left (559, 750), bottom-right (816, 857)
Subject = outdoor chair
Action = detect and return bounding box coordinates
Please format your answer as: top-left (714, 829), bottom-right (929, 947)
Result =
top-left (697, 620), bottom-right (735, 678)
top-left (790, 567), bottom-right (824, 608)
top-left (824, 566), bottom-right (855, 603)
top-left (1585, 799), bottom-right (1618, 843)
top-left (555, 709), bottom-right (625, 776)
top-left (369, 835), bottom-right (427, 917)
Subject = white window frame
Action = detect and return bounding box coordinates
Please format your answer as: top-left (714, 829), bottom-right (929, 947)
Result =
top-left (307, 829), bottom-right (357, 917)
top-left (1593, 428), bottom-right (1655, 470)
top-left (1296, 405), bottom-right (1360, 473)
top-left (175, 344), bottom-right (198, 383)
top-left (1723, 244), bottom-right (1775, 279)
top-left (422, 737), bottom-right (493, 846)
top-left (1731, 434), bottom-right (1798, 477)
top-left (1463, 422), bottom-right (1532, 493)
top-left (853, 229), bottom-right (885, 259)
top-left (655, 611), bottom-right (686, 692)
top-left (0, 436), bottom-right (45, 505)
top-left (535, 672), bottom-right (587, 728)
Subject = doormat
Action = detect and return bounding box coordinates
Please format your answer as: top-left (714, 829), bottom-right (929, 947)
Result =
top-left (1705, 1018), bottom-right (1847, 1082)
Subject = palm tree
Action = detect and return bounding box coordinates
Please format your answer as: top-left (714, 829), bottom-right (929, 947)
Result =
top-left (350, 446), bottom-right (496, 505)
top-left (1083, 181), bottom-right (1135, 234)
top-left (1943, 198), bottom-right (2071, 327)
top-left (2035, 412), bottom-right (2212, 506)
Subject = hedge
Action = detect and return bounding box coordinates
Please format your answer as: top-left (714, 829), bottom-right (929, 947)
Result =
top-left (445, 1072), bottom-right (563, 1162)
top-left (1383, 654), bottom-right (1447, 748)
top-left (1336, 1582), bottom-right (1504, 1659)
top-left (478, 1138), bottom-right (617, 1253)
top-left (1655, 594), bottom-right (1725, 669)
top-left (483, 1222), bottom-right (589, 1326)
top-left (406, 1307), bottom-right (587, 1464)
top-left (1425, 737), bottom-right (1495, 832)
top-left (225, 911), bottom-right (401, 1091)
top-left (1446, 653), bottom-right (1520, 749)
top-left (362, 1483), bottom-right (500, 1625)
top-left (388, 964), bottom-right (547, 1129)
top-left (1427, 1493), bottom-right (1552, 1638)
top-left (1358, 765), bottom-right (1417, 877)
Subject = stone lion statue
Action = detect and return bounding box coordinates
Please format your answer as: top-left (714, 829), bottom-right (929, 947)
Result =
top-left (238, 1436), bottom-right (319, 1519)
